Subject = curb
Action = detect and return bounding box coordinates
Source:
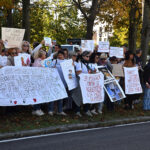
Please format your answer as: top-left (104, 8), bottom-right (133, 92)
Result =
top-left (0, 116), bottom-right (150, 141)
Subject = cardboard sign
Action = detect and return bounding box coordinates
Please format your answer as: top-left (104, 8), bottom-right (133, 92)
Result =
top-left (41, 57), bottom-right (53, 68)
top-left (79, 72), bottom-right (104, 104)
top-left (104, 80), bottom-right (126, 102)
top-left (112, 64), bottom-right (124, 77)
top-left (81, 40), bottom-right (94, 52)
top-left (2, 27), bottom-right (25, 48)
top-left (60, 59), bottom-right (78, 90)
top-left (124, 67), bottom-right (143, 94)
top-left (109, 47), bottom-right (124, 58)
top-left (14, 53), bottom-right (31, 66)
top-left (98, 41), bottom-right (109, 53)
top-left (0, 67), bottom-right (68, 106)
top-left (44, 37), bottom-right (52, 46)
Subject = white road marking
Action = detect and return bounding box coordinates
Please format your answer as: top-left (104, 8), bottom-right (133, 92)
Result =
top-left (0, 120), bottom-right (150, 143)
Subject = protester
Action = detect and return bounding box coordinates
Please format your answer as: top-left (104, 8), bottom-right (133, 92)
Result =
top-left (7, 48), bottom-right (18, 66)
top-left (48, 44), bottom-right (61, 59)
top-left (143, 59), bottom-right (150, 110)
top-left (63, 48), bottom-right (69, 59)
top-left (21, 41), bottom-right (31, 54)
top-left (123, 51), bottom-right (136, 109)
top-left (32, 50), bottom-right (47, 116)
top-left (48, 50), bottom-right (67, 116)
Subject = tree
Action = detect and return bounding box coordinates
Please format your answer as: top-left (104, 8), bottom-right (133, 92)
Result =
top-left (22, 0), bottom-right (30, 42)
top-left (72, 0), bottom-right (103, 39)
top-left (141, 0), bottom-right (150, 66)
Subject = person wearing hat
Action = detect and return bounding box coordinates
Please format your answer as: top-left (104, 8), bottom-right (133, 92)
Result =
top-left (98, 53), bottom-right (108, 66)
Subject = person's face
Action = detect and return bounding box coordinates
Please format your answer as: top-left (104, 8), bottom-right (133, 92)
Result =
top-left (41, 54), bottom-right (46, 60)
top-left (11, 49), bottom-right (17, 57)
top-left (22, 43), bottom-right (29, 52)
top-left (139, 51), bottom-right (142, 57)
top-left (57, 53), bottom-right (64, 60)
top-left (72, 55), bottom-right (77, 61)
top-left (83, 55), bottom-right (90, 61)
top-left (55, 46), bottom-right (60, 52)
top-left (101, 58), bottom-right (106, 63)
top-left (129, 54), bottom-right (134, 60)
top-left (64, 51), bottom-right (68, 59)
top-left (94, 55), bottom-right (99, 63)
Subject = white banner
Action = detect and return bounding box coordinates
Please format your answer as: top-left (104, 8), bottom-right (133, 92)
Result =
top-left (2, 27), bottom-right (25, 48)
top-left (0, 56), bottom-right (7, 66)
top-left (109, 47), bottom-right (124, 58)
top-left (81, 40), bottom-right (94, 52)
top-left (112, 64), bottom-right (124, 77)
top-left (0, 67), bottom-right (68, 106)
top-left (14, 53), bottom-right (31, 66)
top-left (124, 67), bottom-right (142, 94)
top-left (79, 72), bottom-right (104, 104)
top-left (98, 41), bottom-right (109, 53)
top-left (60, 59), bottom-right (78, 90)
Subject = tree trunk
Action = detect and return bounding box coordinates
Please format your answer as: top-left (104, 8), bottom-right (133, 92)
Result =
top-left (141, 0), bottom-right (150, 67)
top-left (86, 18), bottom-right (95, 39)
top-left (22, 0), bottom-right (30, 42)
top-left (6, 9), bottom-right (13, 27)
top-left (128, 1), bottom-right (137, 53)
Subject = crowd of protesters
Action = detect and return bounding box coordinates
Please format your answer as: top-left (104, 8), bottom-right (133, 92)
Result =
top-left (0, 39), bottom-right (150, 117)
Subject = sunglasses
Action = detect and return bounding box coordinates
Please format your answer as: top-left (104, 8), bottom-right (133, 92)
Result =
top-left (11, 52), bottom-right (17, 55)
top-left (85, 56), bottom-right (90, 58)
top-left (23, 45), bottom-right (29, 47)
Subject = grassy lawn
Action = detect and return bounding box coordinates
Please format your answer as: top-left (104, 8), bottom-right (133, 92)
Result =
top-left (0, 100), bottom-right (150, 134)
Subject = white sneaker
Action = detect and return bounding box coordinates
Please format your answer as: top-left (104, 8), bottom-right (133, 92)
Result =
top-left (97, 109), bottom-right (102, 114)
top-left (57, 111), bottom-right (67, 116)
top-left (91, 109), bottom-right (98, 115)
top-left (32, 109), bottom-right (44, 116)
top-left (48, 111), bottom-right (54, 116)
top-left (76, 112), bottom-right (82, 117)
top-left (85, 111), bottom-right (93, 117)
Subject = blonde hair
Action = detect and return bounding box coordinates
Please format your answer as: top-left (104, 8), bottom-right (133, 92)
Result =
top-left (21, 41), bottom-right (32, 54)
top-left (34, 49), bottom-right (46, 59)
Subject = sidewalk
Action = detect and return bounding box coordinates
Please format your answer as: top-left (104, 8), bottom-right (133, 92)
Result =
top-left (0, 116), bottom-right (150, 141)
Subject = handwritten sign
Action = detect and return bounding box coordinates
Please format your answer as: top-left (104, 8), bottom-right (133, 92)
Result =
top-left (41, 57), bottom-right (53, 67)
top-left (0, 56), bottom-right (7, 66)
top-left (60, 59), bottom-right (78, 90)
top-left (98, 41), bottom-right (109, 53)
top-left (81, 40), bottom-right (94, 52)
top-left (112, 64), bottom-right (124, 77)
top-left (2, 27), bottom-right (25, 48)
top-left (124, 67), bottom-right (143, 94)
top-left (104, 80), bottom-right (125, 102)
top-left (14, 53), bottom-right (31, 66)
top-left (0, 67), bottom-right (68, 106)
top-left (109, 47), bottom-right (124, 58)
top-left (79, 72), bottom-right (104, 104)
top-left (44, 37), bottom-right (52, 46)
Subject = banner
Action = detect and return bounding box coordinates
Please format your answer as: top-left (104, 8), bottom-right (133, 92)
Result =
top-left (60, 59), bottom-right (78, 90)
top-left (109, 47), bottom-right (124, 58)
top-left (79, 72), bottom-right (104, 104)
top-left (112, 64), bottom-right (124, 77)
top-left (104, 80), bottom-right (126, 102)
top-left (98, 41), bottom-right (109, 53)
top-left (2, 27), bottom-right (25, 48)
top-left (81, 40), bottom-right (94, 52)
top-left (0, 67), bottom-right (68, 106)
top-left (124, 67), bottom-right (142, 94)
top-left (41, 57), bottom-right (53, 67)
top-left (0, 56), bottom-right (7, 66)
top-left (14, 53), bottom-right (31, 66)
top-left (44, 37), bottom-right (52, 46)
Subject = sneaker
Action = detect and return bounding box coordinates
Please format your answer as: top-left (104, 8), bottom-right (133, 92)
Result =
top-left (91, 109), bottom-right (98, 115)
top-left (57, 111), bottom-right (67, 116)
top-left (32, 109), bottom-right (44, 116)
top-left (48, 111), bottom-right (54, 116)
top-left (76, 112), bottom-right (82, 117)
top-left (97, 109), bottom-right (102, 114)
top-left (85, 111), bottom-right (93, 117)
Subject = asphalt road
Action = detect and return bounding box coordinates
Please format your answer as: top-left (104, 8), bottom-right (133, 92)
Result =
top-left (1, 122), bottom-right (150, 150)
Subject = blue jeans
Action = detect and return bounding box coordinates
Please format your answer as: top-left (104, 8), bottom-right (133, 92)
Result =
top-left (33, 104), bottom-right (41, 111)
top-left (48, 100), bottom-right (63, 113)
